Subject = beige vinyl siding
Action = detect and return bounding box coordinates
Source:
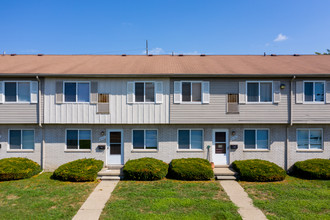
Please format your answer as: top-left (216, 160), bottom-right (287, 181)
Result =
top-left (170, 78), bottom-right (289, 124)
top-left (43, 78), bottom-right (170, 124)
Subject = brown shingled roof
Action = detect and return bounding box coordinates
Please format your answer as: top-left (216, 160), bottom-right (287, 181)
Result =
top-left (0, 54), bottom-right (329, 77)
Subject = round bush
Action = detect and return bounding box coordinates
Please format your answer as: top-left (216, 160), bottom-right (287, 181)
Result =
top-left (292, 159), bottom-right (330, 180)
top-left (123, 157), bottom-right (168, 181)
top-left (232, 159), bottom-right (286, 182)
top-left (168, 158), bottom-right (214, 180)
top-left (0, 157), bottom-right (42, 181)
top-left (52, 158), bottom-right (103, 182)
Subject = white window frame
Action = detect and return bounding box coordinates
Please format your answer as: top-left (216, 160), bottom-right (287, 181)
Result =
top-left (246, 81), bottom-right (273, 104)
top-left (4, 81), bottom-right (31, 104)
top-left (131, 129), bottom-right (158, 150)
top-left (65, 129), bottom-right (92, 151)
top-left (243, 128), bottom-right (270, 150)
top-left (181, 81), bottom-right (203, 104)
top-left (296, 128), bottom-right (323, 151)
top-left (8, 129), bottom-right (35, 151)
top-left (134, 81), bottom-right (156, 103)
top-left (303, 81), bottom-right (325, 104)
top-left (177, 129), bottom-right (204, 150)
top-left (63, 81), bottom-right (91, 103)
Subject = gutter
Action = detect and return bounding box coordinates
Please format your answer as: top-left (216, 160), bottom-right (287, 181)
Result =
top-left (36, 76), bottom-right (45, 170)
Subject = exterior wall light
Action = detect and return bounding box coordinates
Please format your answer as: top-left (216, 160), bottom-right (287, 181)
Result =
top-left (231, 130), bottom-right (236, 136)
top-left (280, 84), bottom-right (286, 89)
top-left (100, 131), bottom-right (105, 136)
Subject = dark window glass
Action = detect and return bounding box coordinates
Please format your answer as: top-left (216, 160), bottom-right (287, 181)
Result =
top-left (315, 82), bottom-right (324, 102)
top-left (146, 130), bottom-right (157, 149)
top-left (215, 132), bottom-right (226, 142)
top-left (192, 83), bottom-right (201, 102)
top-left (257, 130), bottom-right (268, 149)
top-left (260, 83), bottom-right (272, 102)
top-left (135, 83), bottom-right (144, 102)
top-left (191, 130), bottom-right (202, 149)
top-left (110, 132), bottom-right (121, 143)
top-left (110, 144), bottom-right (121, 155)
top-left (133, 130), bottom-right (144, 149)
top-left (79, 130), bottom-right (91, 149)
top-left (145, 82), bottom-right (155, 102)
top-left (5, 82), bottom-right (17, 102)
top-left (22, 130), bottom-right (34, 149)
top-left (78, 83), bottom-right (89, 102)
top-left (178, 130), bottom-right (190, 149)
top-left (10, 130), bottom-right (21, 149)
top-left (247, 83), bottom-right (259, 102)
top-left (65, 83), bottom-right (76, 102)
top-left (304, 82), bottom-right (313, 102)
top-left (182, 82), bottom-right (191, 102)
top-left (67, 130), bottom-right (78, 149)
top-left (18, 82), bottom-right (30, 102)
top-left (244, 130), bottom-right (256, 149)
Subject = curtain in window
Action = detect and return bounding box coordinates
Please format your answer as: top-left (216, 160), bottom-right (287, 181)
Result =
top-left (79, 130), bottom-right (91, 149)
top-left (247, 83), bottom-right (258, 102)
top-left (145, 83), bottom-right (155, 102)
top-left (192, 83), bottom-right (201, 102)
top-left (315, 82), bottom-right (324, 102)
top-left (260, 83), bottom-right (272, 102)
top-left (310, 130), bottom-right (322, 149)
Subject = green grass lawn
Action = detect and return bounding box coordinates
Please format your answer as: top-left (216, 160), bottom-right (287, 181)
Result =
top-left (0, 172), bottom-right (98, 220)
top-left (240, 176), bottom-right (330, 220)
top-left (100, 179), bottom-right (241, 220)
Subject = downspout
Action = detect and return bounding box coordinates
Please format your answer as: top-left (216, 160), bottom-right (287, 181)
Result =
top-left (36, 76), bottom-right (45, 170)
top-left (286, 75), bottom-right (296, 171)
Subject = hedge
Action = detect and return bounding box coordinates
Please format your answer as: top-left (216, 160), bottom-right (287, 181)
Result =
top-left (232, 159), bottom-right (286, 182)
top-left (52, 158), bottom-right (103, 182)
top-left (167, 158), bottom-right (214, 180)
top-left (0, 157), bottom-right (42, 181)
top-left (291, 159), bottom-right (330, 180)
top-left (123, 157), bottom-right (168, 181)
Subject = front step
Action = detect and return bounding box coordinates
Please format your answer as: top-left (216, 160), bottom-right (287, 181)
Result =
top-left (216, 176), bottom-right (237, 180)
top-left (214, 165), bottom-right (229, 168)
top-left (213, 167), bottom-right (238, 180)
top-left (98, 167), bottom-right (124, 181)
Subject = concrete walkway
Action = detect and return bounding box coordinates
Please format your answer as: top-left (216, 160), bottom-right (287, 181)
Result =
top-left (73, 180), bottom-right (119, 220)
top-left (219, 180), bottom-right (267, 220)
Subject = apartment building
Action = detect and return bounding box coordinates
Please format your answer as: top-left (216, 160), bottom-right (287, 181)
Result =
top-left (0, 54), bottom-right (329, 171)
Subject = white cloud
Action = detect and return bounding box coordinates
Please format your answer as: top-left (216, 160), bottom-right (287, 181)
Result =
top-left (274, 33), bottom-right (288, 42)
top-left (142, 47), bottom-right (165, 55)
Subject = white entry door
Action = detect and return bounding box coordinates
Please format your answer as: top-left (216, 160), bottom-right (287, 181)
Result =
top-left (108, 130), bottom-right (123, 165)
top-left (212, 130), bottom-right (229, 165)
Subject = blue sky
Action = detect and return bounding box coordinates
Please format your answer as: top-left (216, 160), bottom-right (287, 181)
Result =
top-left (1, 0), bottom-right (329, 55)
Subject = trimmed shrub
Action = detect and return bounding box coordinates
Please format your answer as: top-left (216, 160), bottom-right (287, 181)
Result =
top-left (291, 159), bottom-right (330, 180)
top-left (232, 159), bottom-right (286, 182)
top-left (52, 158), bottom-right (103, 182)
top-left (168, 158), bottom-right (214, 180)
top-left (0, 157), bottom-right (42, 181)
top-left (123, 157), bottom-right (168, 181)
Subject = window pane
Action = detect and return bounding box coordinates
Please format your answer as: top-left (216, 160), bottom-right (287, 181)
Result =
top-left (260, 83), bottom-right (272, 102)
top-left (18, 82), bottom-right (30, 102)
top-left (146, 130), bottom-right (157, 149)
top-left (304, 82), bottom-right (313, 102)
top-left (192, 83), bottom-right (201, 102)
top-left (215, 132), bottom-right (226, 142)
top-left (297, 130), bottom-right (309, 149)
top-left (247, 83), bottom-right (258, 102)
top-left (110, 132), bottom-right (121, 143)
top-left (191, 130), bottom-right (203, 149)
top-left (182, 82), bottom-right (191, 102)
top-left (22, 130), bottom-right (34, 149)
top-left (133, 130), bottom-right (144, 149)
top-left (65, 83), bottom-right (76, 102)
top-left (67, 130), bottom-right (78, 149)
top-left (135, 83), bottom-right (144, 102)
top-left (315, 82), bottom-right (324, 102)
top-left (178, 130), bottom-right (190, 149)
top-left (5, 82), bottom-right (17, 102)
top-left (244, 130), bottom-right (256, 149)
top-left (145, 82), bottom-right (155, 102)
top-left (10, 130), bottom-right (21, 149)
top-left (110, 144), bottom-right (121, 155)
top-left (257, 130), bottom-right (268, 149)
top-left (78, 83), bottom-right (89, 102)
top-left (79, 130), bottom-right (91, 149)
top-left (310, 130), bottom-right (322, 149)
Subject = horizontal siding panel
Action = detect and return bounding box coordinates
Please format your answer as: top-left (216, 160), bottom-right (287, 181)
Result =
top-left (0, 104), bottom-right (38, 123)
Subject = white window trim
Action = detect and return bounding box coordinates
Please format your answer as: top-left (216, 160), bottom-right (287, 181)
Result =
top-left (303, 81), bottom-right (325, 104)
top-left (243, 128), bottom-right (270, 150)
top-left (4, 81), bottom-right (32, 104)
top-left (181, 81), bottom-right (203, 104)
top-left (8, 129), bottom-right (35, 151)
top-left (65, 129), bottom-right (92, 151)
top-left (246, 81), bottom-right (273, 104)
top-left (177, 129), bottom-right (204, 150)
top-left (134, 81), bottom-right (156, 104)
top-left (296, 128), bottom-right (323, 151)
top-left (132, 129), bottom-right (158, 150)
top-left (63, 81), bottom-right (91, 103)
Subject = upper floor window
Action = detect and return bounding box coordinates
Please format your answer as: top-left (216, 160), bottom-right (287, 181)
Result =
top-left (244, 129), bottom-right (269, 150)
top-left (304, 81), bottom-right (324, 103)
top-left (247, 81), bottom-right (272, 103)
top-left (182, 82), bottom-right (202, 102)
top-left (66, 129), bottom-right (91, 150)
top-left (297, 129), bottom-right (322, 150)
top-left (135, 82), bottom-right (155, 103)
top-left (5, 82), bottom-right (31, 103)
top-left (9, 129), bottom-right (34, 150)
top-left (132, 129), bottom-right (158, 150)
top-left (178, 129), bottom-right (203, 150)
top-left (64, 82), bottom-right (90, 103)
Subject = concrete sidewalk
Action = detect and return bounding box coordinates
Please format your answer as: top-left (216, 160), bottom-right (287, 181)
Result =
top-left (73, 180), bottom-right (119, 220)
top-left (220, 180), bottom-right (267, 220)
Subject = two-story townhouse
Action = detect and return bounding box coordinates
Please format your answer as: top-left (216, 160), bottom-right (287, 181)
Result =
top-left (0, 54), bottom-right (329, 171)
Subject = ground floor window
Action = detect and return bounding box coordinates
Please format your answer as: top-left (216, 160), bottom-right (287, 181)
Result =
top-left (244, 129), bottom-right (269, 150)
top-left (297, 129), bottom-right (323, 150)
top-left (66, 130), bottom-right (91, 150)
top-left (9, 130), bottom-right (34, 150)
top-left (132, 130), bottom-right (158, 149)
top-left (178, 129), bottom-right (203, 150)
